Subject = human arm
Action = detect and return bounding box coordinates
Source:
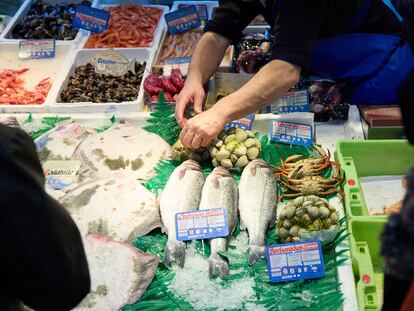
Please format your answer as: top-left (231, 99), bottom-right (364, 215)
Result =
top-left (175, 31), bottom-right (230, 126)
top-left (0, 125), bottom-right (90, 311)
top-left (175, 0), bottom-right (261, 127)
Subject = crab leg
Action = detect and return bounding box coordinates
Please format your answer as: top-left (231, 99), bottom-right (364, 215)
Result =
top-left (285, 154), bottom-right (304, 163)
top-left (279, 179), bottom-right (301, 192)
top-left (281, 193), bottom-right (301, 200)
top-left (320, 189), bottom-right (345, 198)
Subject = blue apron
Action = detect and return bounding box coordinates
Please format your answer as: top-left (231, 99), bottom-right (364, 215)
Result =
top-left (310, 0), bottom-right (414, 105)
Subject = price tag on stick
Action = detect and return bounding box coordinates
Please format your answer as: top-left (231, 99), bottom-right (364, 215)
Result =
top-left (73, 4), bottom-right (110, 33)
top-left (266, 240), bottom-right (325, 283)
top-left (270, 121), bottom-right (313, 147)
top-left (165, 6), bottom-right (201, 35)
top-left (175, 208), bottom-right (228, 241)
top-left (225, 113), bottom-right (255, 130)
top-left (19, 39), bottom-right (55, 59)
top-left (271, 90), bottom-right (310, 114)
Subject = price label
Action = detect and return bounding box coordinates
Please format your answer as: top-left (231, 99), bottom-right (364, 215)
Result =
top-left (18, 39), bottom-right (55, 59)
top-left (163, 57), bottom-right (191, 76)
top-left (175, 208), bottom-right (228, 241)
top-left (270, 121), bottom-right (313, 147)
top-left (266, 240), bottom-right (325, 283)
top-left (44, 160), bottom-right (81, 190)
top-left (178, 4), bottom-right (208, 21)
top-left (165, 6), bottom-right (201, 35)
top-left (73, 4), bottom-right (110, 33)
top-left (271, 90), bottom-right (310, 114)
top-left (224, 113), bottom-right (255, 131)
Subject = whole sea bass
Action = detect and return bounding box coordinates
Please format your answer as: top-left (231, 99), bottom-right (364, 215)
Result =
top-left (160, 160), bottom-right (205, 267)
top-left (199, 167), bottom-right (238, 279)
top-left (239, 159), bottom-right (277, 264)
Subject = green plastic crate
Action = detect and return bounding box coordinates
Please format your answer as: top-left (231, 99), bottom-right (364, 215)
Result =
top-left (349, 218), bottom-right (387, 311)
top-left (335, 140), bottom-right (414, 218)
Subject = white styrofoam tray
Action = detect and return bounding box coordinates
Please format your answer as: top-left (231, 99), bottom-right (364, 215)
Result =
top-left (0, 0), bottom-right (98, 47)
top-left (0, 41), bottom-right (75, 113)
top-left (47, 48), bottom-right (154, 113)
top-left (78, 4), bottom-right (168, 52)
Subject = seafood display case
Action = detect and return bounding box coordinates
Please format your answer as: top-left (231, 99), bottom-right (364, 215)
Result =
top-left (78, 4), bottom-right (168, 50)
top-left (0, 41), bottom-right (75, 112)
top-left (0, 0), bottom-right (98, 47)
top-left (48, 48), bottom-right (154, 113)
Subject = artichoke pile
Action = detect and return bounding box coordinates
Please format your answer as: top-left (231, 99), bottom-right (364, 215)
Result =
top-left (172, 139), bottom-right (210, 163)
top-left (209, 128), bottom-right (261, 169)
top-left (277, 195), bottom-right (339, 244)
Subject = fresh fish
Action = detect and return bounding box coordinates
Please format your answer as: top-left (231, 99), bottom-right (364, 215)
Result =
top-left (239, 159), bottom-right (277, 264)
top-left (60, 174), bottom-right (161, 242)
top-left (160, 160), bottom-right (205, 268)
top-left (74, 121), bottom-right (172, 181)
top-left (35, 120), bottom-right (96, 163)
top-left (75, 235), bottom-right (158, 311)
top-left (0, 116), bottom-right (20, 128)
top-left (199, 167), bottom-right (238, 279)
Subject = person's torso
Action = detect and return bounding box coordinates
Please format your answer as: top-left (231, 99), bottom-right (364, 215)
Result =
top-left (258, 0), bottom-right (404, 38)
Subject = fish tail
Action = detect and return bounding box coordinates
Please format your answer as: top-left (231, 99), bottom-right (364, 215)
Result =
top-left (248, 245), bottom-right (266, 265)
top-left (208, 253), bottom-right (230, 279)
top-left (163, 240), bottom-right (186, 268)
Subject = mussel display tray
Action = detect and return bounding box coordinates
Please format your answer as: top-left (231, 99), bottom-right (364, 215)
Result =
top-left (0, 0), bottom-right (98, 47)
top-left (349, 218), bottom-right (386, 311)
top-left (0, 41), bottom-right (75, 113)
top-left (78, 4), bottom-right (169, 51)
top-left (48, 48), bottom-right (154, 113)
top-left (335, 140), bottom-right (414, 218)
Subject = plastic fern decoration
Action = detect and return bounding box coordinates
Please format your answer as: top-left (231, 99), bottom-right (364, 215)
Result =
top-left (143, 91), bottom-right (181, 146)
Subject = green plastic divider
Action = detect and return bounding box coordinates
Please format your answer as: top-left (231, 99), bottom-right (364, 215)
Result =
top-left (349, 218), bottom-right (387, 311)
top-left (335, 140), bottom-right (414, 218)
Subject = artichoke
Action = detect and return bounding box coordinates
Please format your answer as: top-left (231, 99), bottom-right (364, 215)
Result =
top-left (276, 195), bottom-right (340, 244)
top-left (172, 139), bottom-right (210, 163)
top-left (210, 128), bottom-right (261, 170)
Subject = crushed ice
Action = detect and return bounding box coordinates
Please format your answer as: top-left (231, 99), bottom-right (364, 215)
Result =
top-left (169, 232), bottom-right (265, 310)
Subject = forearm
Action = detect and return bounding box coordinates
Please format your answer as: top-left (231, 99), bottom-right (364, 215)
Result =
top-left (187, 31), bottom-right (230, 85)
top-left (210, 59), bottom-right (301, 121)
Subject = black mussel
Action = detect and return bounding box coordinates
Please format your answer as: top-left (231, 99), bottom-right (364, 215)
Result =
top-left (11, 0), bottom-right (92, 40)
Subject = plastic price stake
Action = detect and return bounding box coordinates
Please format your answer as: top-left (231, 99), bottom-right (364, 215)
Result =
top-left (73, 4), bottom-right (109, 33)
top-left (18, 39), bottom-right (55, 59)
top-left (175, 208), bottom-right (228, 241)
top-left (271, 90), bottom-right (310, 114)
top-left (178, 4), bottom-right (208, 21)
top-left (270, 121), bottom-right (313, 147)
top-left (163, 57), bottom-right (191, 76)
top-left (266, 240), bottom-right (325, 282)
top-left (224, 113), bottom-right (255, 130)
top-left (44, 160), bottom-right (81, 190)
top-left (165, 6), bottom-right (201, 35)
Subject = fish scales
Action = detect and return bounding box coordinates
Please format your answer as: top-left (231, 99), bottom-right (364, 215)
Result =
top-left (160, 160), bottom-right (205, 268)
top-left (60, 175), bottom-right (161, 242)
top-left (74, 235), bottom-right (158, 311)
top-left (199, 167), bottom-right (238, 279)
top-left (239, 159), bottom-right (277, 264)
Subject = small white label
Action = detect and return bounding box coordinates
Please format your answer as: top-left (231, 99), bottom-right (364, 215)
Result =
top-left (44, 160), bottom-right (81, 190)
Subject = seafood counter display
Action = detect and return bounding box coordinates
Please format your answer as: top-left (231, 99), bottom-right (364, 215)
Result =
top-left (0, 110), bottom-right (358, 310)
top-left (10, 0), bottom-right (92, 40)
top-left (60, 62), bottom-right (146, 103)
top-left (0, 68), bottom-right (51, 105)
top-left (158, 30), bottom-right (202, 63)
top-left (85, 4), bottom-right (163, 48)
